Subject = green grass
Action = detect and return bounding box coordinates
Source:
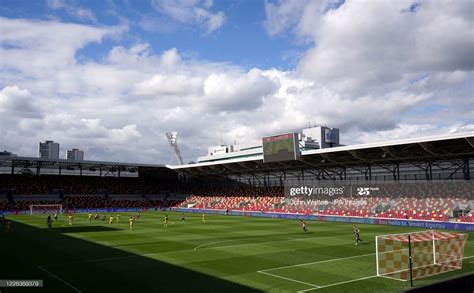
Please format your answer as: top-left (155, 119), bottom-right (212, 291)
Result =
top-left (1, 211), bottom-right (473, 293)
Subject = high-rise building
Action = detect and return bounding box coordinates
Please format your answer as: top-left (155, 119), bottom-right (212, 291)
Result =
top-left (66, 148), bottom-right (84, 161)
top-left (39, 140), bottom-right (60, 159)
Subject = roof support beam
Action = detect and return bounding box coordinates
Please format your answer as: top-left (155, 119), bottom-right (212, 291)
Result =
top-left (347, 150), bottom-right (366, 162)
top-left (465, 137), bottom-right (474, 148)
top-left (380, 146), bottom-right (399, 159)
top-left (418, 142), bottom-right (438, 156)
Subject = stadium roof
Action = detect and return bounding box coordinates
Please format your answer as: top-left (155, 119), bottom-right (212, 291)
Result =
top-left (0, 156), bottom-right (166, 175)
top-left (167, 132), bottom-right (474, 176)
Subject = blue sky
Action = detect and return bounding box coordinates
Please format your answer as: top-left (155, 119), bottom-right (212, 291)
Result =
top-left (0, 0), bottom-right (472, 163)
top-left (0, 0), bottom-right (307, 70)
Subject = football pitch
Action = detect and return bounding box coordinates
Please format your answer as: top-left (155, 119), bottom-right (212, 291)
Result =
top-left (1, 211), bottom-right (473, 293)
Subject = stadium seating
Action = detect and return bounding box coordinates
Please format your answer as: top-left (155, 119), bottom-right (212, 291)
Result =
top-left (0, 175), bottom-right (178, 211)
top-left (457, 213), bottom-right (473, 223)
top-left (0, 175), bottom-right (173, 195)
top-left (0, 174), bottom-right (471, 223)
top-left (176, 184), bottom-right (471, 222)
top-left (0, 200), bottom-right (9, 211)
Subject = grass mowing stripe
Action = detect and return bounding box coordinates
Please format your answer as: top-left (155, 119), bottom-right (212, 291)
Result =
top-left (41, 234), bottom-right (355, 267)
top-left (7, 211), bottom-right (473, 293)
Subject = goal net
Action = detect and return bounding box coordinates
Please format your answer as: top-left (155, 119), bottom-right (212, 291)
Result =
top-left (376, 231), bottom-right (468, 281)
top-left (29, 204), bottom-right (63, 215)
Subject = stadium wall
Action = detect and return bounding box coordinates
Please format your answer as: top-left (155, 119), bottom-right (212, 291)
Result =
top-left (172, 208), bottom-right (474, 232)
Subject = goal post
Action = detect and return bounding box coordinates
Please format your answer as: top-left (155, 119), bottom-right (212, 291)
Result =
top-left (29, 204), bottom-right (63, 215)
top-left (376, 231), bottom-right (468, 281)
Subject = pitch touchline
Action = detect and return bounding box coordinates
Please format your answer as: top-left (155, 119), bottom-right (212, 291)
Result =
top-left (38, 266), bottom-right (82, 293)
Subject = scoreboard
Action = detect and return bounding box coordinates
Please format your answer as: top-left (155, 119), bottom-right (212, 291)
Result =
top-left (262, 133), bottom-right (300, 163)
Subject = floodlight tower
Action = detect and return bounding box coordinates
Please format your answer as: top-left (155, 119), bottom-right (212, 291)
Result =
top-left (165, 132), bottom-right (184, 165)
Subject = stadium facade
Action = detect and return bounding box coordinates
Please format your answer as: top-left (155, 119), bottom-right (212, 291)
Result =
top-left (170, 132), bottom-right (474, 186)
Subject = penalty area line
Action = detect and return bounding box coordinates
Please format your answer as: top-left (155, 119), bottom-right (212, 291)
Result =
top-left (296, 275), bottom-right (378, 293)
top-left (257, 270), bottom-right (320, 288)
top-left (296, 255), bottom-right (474, 292)
top-left (260, 252), bottom-right (375, 272)
top-left (38, 265), bottom-right (82, 293)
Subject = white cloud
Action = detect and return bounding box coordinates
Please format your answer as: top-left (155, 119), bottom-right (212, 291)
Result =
top-left (47, 0), bottom-right (96, 21)
top-left (151, 0), bottom-right (226, 34)
top-left (262, 0), bottom-right (474, 135)
top-left (264, 0), bottom-right (316, 37)
top-left (1, 7), bottom-right (472, 163)
top-left (0, 86), bottom-right (41, 118)
top-left (203, 69), bottom-right (279, 111)
top-left (133, 74), bottom-right (204, 96)
top-left (0, 17), bottom-right (124, 71)
top-left (264, 0), bottom-right (474, 96)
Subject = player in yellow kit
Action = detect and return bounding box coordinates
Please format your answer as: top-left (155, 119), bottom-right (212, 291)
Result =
top-left (109, 215), bottom-right (114, 225)
top-left (68, 214), bottom-right (73, 226)
top-left (202, 213), bottom-right (206, 223)
top-left (164, 215), bottom-right (168, 228)
top-left (129, 216), bottom-right (134, 230)
top-left (88, 213), bottom-right (92, 222)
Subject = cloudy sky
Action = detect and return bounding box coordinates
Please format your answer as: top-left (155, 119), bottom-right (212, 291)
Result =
top-left (1, 0), bottom-right (473, 164)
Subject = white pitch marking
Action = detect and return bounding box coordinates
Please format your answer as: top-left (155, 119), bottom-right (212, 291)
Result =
top-left (257, 270), bottom-right (320, 288)
top-left (38, 266), bottom-right (82, 293)
top-left (296, 275), bottom-right (378, 292)
top-left (378, 274), bottom-right (407, 282)
top-left (193, 240), bottom-right (234, 250)
top-left (260, 252), bottom-right (375, 272)
top-left (294, 255), bottom-right (474, 291)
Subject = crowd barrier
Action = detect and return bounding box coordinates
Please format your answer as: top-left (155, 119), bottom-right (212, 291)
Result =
top-left (172, 208), bottom-right (474, 232)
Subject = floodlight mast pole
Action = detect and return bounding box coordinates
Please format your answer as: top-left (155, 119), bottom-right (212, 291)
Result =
top-left (408, 234), bottom-right (413, 287)
top-left (165, 132), bottom-right (184, 165)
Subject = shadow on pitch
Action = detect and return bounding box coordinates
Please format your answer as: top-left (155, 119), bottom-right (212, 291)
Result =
top-left (1, 220), bottom-right (262, 293)
top-left (50, 225), bottom-right (123, 233)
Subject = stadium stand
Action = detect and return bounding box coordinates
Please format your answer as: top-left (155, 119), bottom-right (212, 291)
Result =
top-left (176, 184), bottom-right (472, 222)
top-left (0, 173), bottom-right (472, 224)
top-left (0, 173), bottom-right (472, 223)
top-left (0, 175), bottom-right (178, 211)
